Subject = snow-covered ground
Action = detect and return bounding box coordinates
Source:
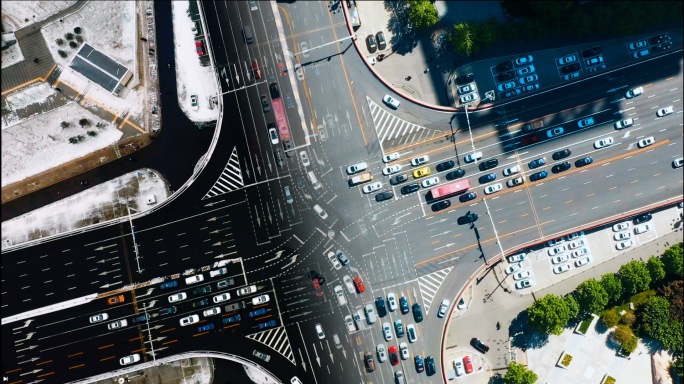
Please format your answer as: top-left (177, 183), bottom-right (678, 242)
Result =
top-left (1, 38), bottom-right (24, 67)
top-left (0, 0), bottom-right (77, 31)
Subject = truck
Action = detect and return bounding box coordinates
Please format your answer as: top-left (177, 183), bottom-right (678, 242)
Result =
top-left (348, 172), bottom-right (373, 186)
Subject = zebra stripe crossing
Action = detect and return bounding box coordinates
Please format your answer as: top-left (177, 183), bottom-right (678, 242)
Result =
top-left (203, 146), bottom-right (244, 199)
top-left (417, 266), bottom-right (453, 316)
top-left (245, 325), bottom-right (295, 364)
top-left (367, 97), bottom-right (442, 147)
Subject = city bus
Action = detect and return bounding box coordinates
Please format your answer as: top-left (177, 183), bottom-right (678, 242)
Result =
top-left (428, 179), bottom-right (470, 201)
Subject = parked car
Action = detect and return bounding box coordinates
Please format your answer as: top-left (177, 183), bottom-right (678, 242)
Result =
top-left (528, 157), bottom-right (546, 169)
top-left (575, 157), bottom-right (593, 167)
top-left (496, 61), bottom-right (513, 72)
top-left (366, 34), bottom-right (377, 53)
top-left (552, 162), bottom-right (571, 174)
top-left (558, 54), bottom-right (577, 65)
top-left (614, 118), bottom-right (634, 129)
top-left (459, 192), bottom-right (477, 203)
top-left (436, 160), bottom-right (455, 172)
top-left (578, 117), bottom-right (595, 128)
top-left (529, 171), bottom-right (548, 181)
top-left (515, 55), bottom-right (533, 66)
top-left (552, 149), bottom-right (571, 160)
top-left (484, 183), bottom-right (503, 195)
top-left (547, 127), bottom-right (564, 138)
top-left (470, 338), bottom-right (490, 353)
top-left (376, 31), bottom-right (386, 50)
top-left (446, 169), bottom-right (466, 180)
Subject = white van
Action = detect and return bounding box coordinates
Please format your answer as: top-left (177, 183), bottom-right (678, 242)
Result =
top-left (464, 151), bottom-right (483, 163)
top-left (307, 171), bottom-right (322, 190)
top-left (209, 268), bottom-right (227, 277)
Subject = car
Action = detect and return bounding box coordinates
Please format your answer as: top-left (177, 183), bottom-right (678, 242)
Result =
top-left (497, 81), bottom-right (517, 92)
top-left (479, 173), bottom-right (496, 184)
top-left (456, 73), bottom-right (474, 84)
top-left (180, 314), bottom-right (200, 326)
top-left (437, 299), bottom-right (450, 318)
top-left (479, 158), bottom-right (499, 171)
top-left (517, 65), bottom-right (535, 76)
top-left (582, 46), bottom-right (601, 57)
top-left (502, 89), bottom-right (522, 99)
top-left (498, 70), bottom-right (516, 81)
top-left (638, 136), bottom-right (655, 148)
top-left (547, 237), bottom-right (564, 247)
top-left (376, 31), bottom-right (386, 50)
top-left (362, 182), bottom-right (383, 194)
top-left (464, 151), bottom-right (483, 163)
top-left (421, 176), bottom-right (439, 188)
top-left (614, 118), bottom-right (634, 129)
top-left (313, 323), bottom-right (325, 339)
top-left (374, 191), bottom-right (393, 203)
top-left (459, 192), bottom-right (477, 203)
top-left (463, 355), bottom-right (474, 374)
top-left (237, 285), bottom-right (257, 296)
top-left (346, 162), bottom-right (367, 174)
top-left (383, 164), bottom-right (402, 176)
top-left (508, 253), bottom-right (527, 263)
top-left (496, 61), bottom-right (513, 72)
top-left (119, 354), bottom-right (141, 366)
top-left (617, 239), bottom-right (635, 250)
top-left (436, 160), bottom-right (455, 172)
top-left (502, 165), bottom-right (520, 177)
top-left (283, 140), bottom-right (295, 158)
top-left (414, 355), bottom-right (425, 372)
top-left (624, 87), bottom-right (644, 100)
top-left (364, 354), bottom-right (375, 372)
top-left (376, 343), bottom-right (387, 362)
top-left (248, 307), bottom-right (267, 318)
top-left (571, 247), bottom-right (589, 258)
top-left (365, 304), bottom-right (378, 324)
top-left (547, 127), bottom-right (564, 138)
top-left (335, 250), bottom-right (350, 266)
top-left (513, 269), bottom-right (531, 281)
top-left (299, 151), bottom-right (310, 167)
top-left (195, 40), bottom-right (204, 55)
top-left (221, 313), bottom-right (241, 325)
top-left (192, 298), bottom-right (209, 308)
top-left (563, 71), bottom-right (581, 81)
top-left (390, 174), bottom-right (408, 185)
top-left (446, 168), bottom-right (466, 180)
top-left (454, 359), bottom-right (465, 376)
top-left (107, 294), bottom-right (125, 305)
top-left (634, 223), bottom-right (653, 234)
top-left (505, 263), bottom-right (522, 275)
top-left (554, 264), bottom-right (571, 274)
top-left (633, 49), bottom-right (649, 58)
top-left (558, 54), bottom-right (577, 65)
top-left (397, 296), bottom-right (409, 314)
top-left (160, 280), bottom-right (178, 290)
top-left (353, 276), bottom-right (365, 293)
top-left (400, 342), bottom-right (410, 360)
top-left (333, 285), bottom-right (347, 306)
top-left (458, 84), bottom-right (473, 95)
top-left (515, 55), bottom-right (533, 66)
top-left (552, 149), bottom-right (571, 161)
top-left (594, 137), bottom-right (614, 149)
top-left (273, 149), bottom-right (284, 167)
top-left (268, 126), bottom-right (279, 144)
top-left (484, 183), bottom-right (502, 195)
top-left (566, 230), bottom-right (583, 240)
top-left (192, 283), bottom-right (212, 295)
top-left (460, 93), bottom-right (478, 104)
top-left (252, 294), bottom-right (270, 305)
top-left (552, 254), bottom-right (570, 264)
top-left (506, 177), bottom-right (524, 187)
top-left (326, 251), bottom-right (342, 270)
top-left (190, 94), bottom-right (199, 111)
top-left (383, 152), bottom-right (400, 163)
top-left (251, 60), bottom-right (262, 79)
top-left (168, 292), bottom-right (188, 303)
top-left (342, 315), bottom-right (355, 334)
top-left (401, 184), bottom-right (420, 195)
top-left (251, 349), bottom-right (271, 363)
top-left (575, 256), bottom-right (593, 267)
top-left (412, 303), bottom-right (423, 323)
top-left (588, 63), bottom-right (606, 73)
top-left (411, 155), bottom-right (429, 166)
top-left (257, 319), bottom-right (277, 330)
top-left (260, 94), bottom-right (271, 112)
top-left (612, 222), bottom-right (631, 233)
top-left (432, 200), bottom-right (451, 212)
top-left (634, 213), bottom-right (652, 224)
top-left (366, 34), bottom-right (377, 53)
top-left (203, 306), bottom-right (221, 317)
top-left (457, 212), bottom-right (479, 226)
top-left (107, 319), bottom-right (128, 330)
top-left (389, 345), bottom-right (399, 366)
top-left (614, 231), bottom-right (632, 241)
top-left (585, 56), bottom-right (603, 66)
top-left (561, 63), bottom-right (581, 74)
top-left (519, 74), bottom-right (539, 85)
top-left (629, 40), bottom-right (647, 50)
top-left (515, 279), bottom-right (534, 289)
top-left (575, 157), bottom-right (593, 167)
top-left (394, 319), bottom-right (404, 337)
top-left (673, 158), bottom-right (684, 168)
top-left (578, 117), bottom-right (595, 128)
top-left (528, 157), bottom-right (546, 169)
top-left (552, 162), bottom-right (571, 174)
top-left (383, 94), bottom-right (400, 109)
top-left (529, 171), bottom-right (548, 182)
top-left (425, 355), bottom-right (436, 376)
top-left (549, 245), bottom-right (567, 256)
top-left (413, 166), bottom-right (430, 178)
top-left (312, 276), bottom-right (324, 296)
top-left (471, 338), bottom-right (490, 353)
top-left (522, 83), bottom-right (540, 92)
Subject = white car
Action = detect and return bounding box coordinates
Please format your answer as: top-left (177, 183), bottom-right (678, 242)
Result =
top-left (203, 307), bottom-right (221, 317)
top-left (594, 137), bottom-right (614, 149)
top-left (383, 152), bottom-right (400, 163)
top-left (406, 323), bottom-right (417, 343)
top-left (190, 95), bottom-right (199, 110)
top-left (313, 204), bottom-right (328, 220)
top-left (315, 323), bottom-right (325, 339)
top-left (119, 354), bottom-right (141, 366)
top-left (513, 269), bottom-right (531, 281)
top-left (382, 322), bottom-right (393, 341)
top-left (565, 231), bottom-right (584, 241)
top-left (505, 263), bottom-right (522, 275)
top-left (575, 256), bottom-right (593, 267)
top-left (673, 158), bottom-right (684, 168)
top-left (548, 245), bottom-right (567, 256)
top-left (268, 127), bottom-right (279, 144)
top-left (179, 314), bottom-right (200, 326)
top-left (387, 293), bottom-right (397, 311)
top-left (614, 231), bottom-right (632, 241)
top-left (614, 118), bottom-right (634, 129)
top-left (383, 94), bottom-right (400, 109)
top-left (552, 254), bottom-right (570, 264)
top-left (89, 313), bottom-right (109, 323)
top-left (437, 299), bottom-right (450, 318)
top-left (344, 315), bottom-right (355, 333)
top-left (421, 176), bottom-right (439, 188)
top-left (616, 239), bottom-right (634, 250)
top-left (613, 222), bottom-right (631, 232)
top-left (334, 285), bottom-right (347, 306)
top-left (657, 106), bottom-right (674, 117)
top-left (553, 264), bottom-right (571, 274)
top-left (108, 319), bottom-right (128, 330)
top-left (569, 239), bottom-right (585, 249)
top-left (637, 136), bottom-right (655, 148)
top-left (343, 275), bottom-right (355, 294)
top-left (634, 223), bottom-right (653, 234)
top-left (347, 162), bottom-right (368, 174)
top-left (515, 279), bottom-right (534, 289)
top-left (185, 274), bottom-right (204, 285)
top-left (168, 292), bottom-right (188, 303)
top-left (484, 183), bottom-right (503, 195)
top-left (299, 151), bottom-right (310, 166)
top-left (252, 294), bottom-right (270, 305)
top-left (547, 238), bottom-right (564, 247)
top-left (454, 359), bottom-right (465, 376)
top-left (460, 92), bottom-right (479, 103)
top-left (411, 155), bottom-right (429, 166)
top-left (383, 164), bottom-right (402, 175)
top-left (400, 342), bottom-right (410, 360)
top-left (237, 285), bottom-right (257, 296)
top-left (571, 247), bottom-right (589, 258)
top-left (376, 344), bottom-right (387, 362)
top-left (625, 87), bottom-right (643, 98)
top-left (327, 252), bottom-right (342, 270)
top-left (213, 293), bottom-right (231, 304)
top-left (362, 182), bottom-right (382, 194)
top-left (507, 253), bottom-right (527, 263)
top-left (503, 165), bottom-right (520, 176)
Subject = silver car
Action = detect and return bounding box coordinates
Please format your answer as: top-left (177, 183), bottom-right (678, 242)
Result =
top-left (382, 322), bottom-right (393, 341)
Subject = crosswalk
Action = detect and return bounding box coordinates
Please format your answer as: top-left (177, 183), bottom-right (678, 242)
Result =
top-left (417, 266), bottom-right (453, 316)
top-left (366, 97), bottom-right (443, 148)
top-left (203, 146), bottom-right (244, 199)
top-left (245, 325), bottom-right (295, 364)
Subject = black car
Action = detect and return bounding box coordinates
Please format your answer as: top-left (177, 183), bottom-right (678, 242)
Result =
top-left (633, 213), bottom-right (652, 224)
top-left (496, 61), bottom-right (513, 72)
top-left (581, 46), bottom-right (601, 58)
top-left (456, 73), bottom-right (474, 85)
top-left (498, 71), bottom-right (516, 81)
top-left (159, 306), bottom-right (177, 316)
top-left (193, 299), bottom-right (209, 308)
top-left (479, 173), bottom-right (496, 184)
top-left (375, 191), bottom-right (394, 202)
top-left (401, 184), bottom-right (420, 195)
top-left (376, 31), bottom-right (386, 50)
top-left (575, 157), bottom-right (593, 167)
top-left (479, 158), bottom-right (499, 171)
top-left (366, 34), bottom-right (377, 53)
top-left (412, 303), bottom-right (423, 323)
top-left (283, 140), bottom-right (294, 158)
top-left (530, 170), bottom-right (548, 181)
top-left (436, 160), bottom-right (455, 172)
top-left (132, 313), bottom-right (150, 324)
top-left (562, 63), bottom-right (581, 74)
top-left (431, 200), bottom-right (451, 212)
top-left (376, 297), bottom-right (387, 317)
top-left (425, 356), bottom-right (436, 376)
top-left (459, 192), bottom-right (477, 203)
top-left (552, 149), bottom-right (571, 160)
top-left (193, 285), bottom-right (212, 295)
top-left (399, 296), bottom-right (410, 314)
top-left (274, 149), bottom-right (284, 167)
top-left (390, 174), bottom-right (408, 185)
top-left (446, 168), bottom-right (466, 180)
top-left (269, 82), bottom-right (280, 99)
top-left (364, 354), bottom-right (375, 372)
top-left (471, 337), bottom-right (490, 353)
top-left (551, 162), bottom-right (571, 174)
top-left (457, 212), bottom-right (478, 225)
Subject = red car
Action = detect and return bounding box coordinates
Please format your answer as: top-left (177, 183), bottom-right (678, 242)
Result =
top-left (463, 355), bottom-right (473, 374)
top-left (195, 40), bottom-right (204, 56)
top-left (252, 59), bottom-right (262, 79)
top-left (312, 277), bottom-right (324, 297)
top-left (353, 277), bottom-right (365, 293)
top-left (521, 134), bottom-right (539, 146)
top-left (389, 345), bottom-right (399, 366)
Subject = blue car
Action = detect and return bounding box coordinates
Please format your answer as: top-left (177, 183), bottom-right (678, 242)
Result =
top-left (412, 303), bottom-right (424, 323)
top-left (530, 171), bottom-right (548, 181)
top-left (478, 173), bottom-right (496, 184)
top-left (160, 280), bottom-right (178, 290)
top-left (399, 296), bottom-right (410, 314)
top-left (197, 323), bottom-right (215, 332)
top-left (249, 308), bottom-right (267, 318)
top-left (528, 157), bottom-right (546, 169)
top-left (131, 313), bottom-right (150, 324)
top-left (415, 355), bottom-right (425, 373)
top-left (223, 314), bottom-right (242, 324)
top-left (575, 157), bottom-right (593, 167)
top-left (376, 297), bottom-right (387, 317)
top-left (426, 355), bottom-right (436, 376)
top-left (257, 319), bottom-right (277, 330)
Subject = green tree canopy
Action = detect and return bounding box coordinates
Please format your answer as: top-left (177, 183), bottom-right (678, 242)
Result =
top-left (640, 296), bottom-right (683, 353)
top-left (563, 294), bottom-right (580, 321)
top-left (574, 278), bottom-right (608, 315)
top-left (659, 280), bottom-right (683, 320)
top-left (448, 22), bottom-right (475, 56)
top-left (647, 256), bottom-right (667, 284)
top-left (406, 0), bottom-right (439, 30)
top-left (600, 273), bottom-right (623, 304)
top-left (619, 260), bottom-right (651, 297)
top-left (503, 361), bottom-right (538, 384)
top-left (662, 243), bottom-right (683, 278)
top-left (528, 294), bottom-right (571, 335)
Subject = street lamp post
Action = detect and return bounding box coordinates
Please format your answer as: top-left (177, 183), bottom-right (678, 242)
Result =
top-left (448, 115), bottom-right (461, 167)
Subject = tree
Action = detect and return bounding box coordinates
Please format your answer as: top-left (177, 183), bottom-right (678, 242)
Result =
top-left (600, 273), bottom-right (623, 304)
top-left (56, 38), bottom-right (65, 46)
top-left (662, 243), bottom-right (683, 278)
top-left (621, 336), bottom-right (639, 354)
top-left (563, 294), bottom-right (580, 321)
top-left (65, 32), bottom-right (74, 40)
top-left (672, 356), bottom-right (684, 381)
top-left (58, 50), bottom-right (68, 58)
top-left (659, 280), bottom-right (683, 320)
top-left (87, 130), bottom-right (97, 137)
top-left (647, 256), bottom-right (666, 284)
top-left (528, 294), bottom-right (571, 335)
top-left (574, 278), bottom-right (608, 315)
top-left (74, 26), bottom-right (82, 34)
top-left (620, 312), bottom-right (636, 326)
top-left (60, 121), bottom-right (70, 129)
top-left (79, 118), bottom-right (91, 127)
top-left (406, 0), bottom-right (439, 30)
top-left (448, 22), bottom-right (475, 56)
top-left (613, 324), bottom-right (633, 345)
top-left (503, 361), bottom-right (538, 384)
top-left (618, 260), bottom-right (651, 297)
top-left (601, 309), bottom-right (619, 328)
top-left (640, 296), bottom-right (683, 352)
top-left (472, 18), bottom-right (499, 51)
top-left (69, 41), bottom-right (78, 48)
